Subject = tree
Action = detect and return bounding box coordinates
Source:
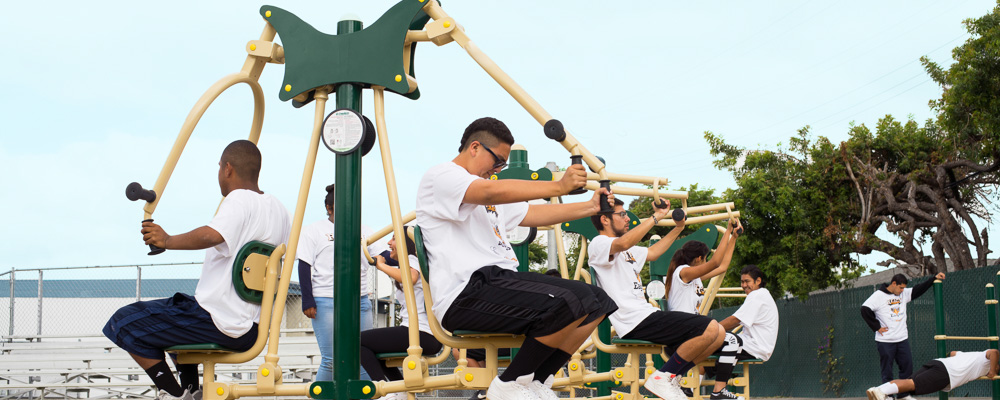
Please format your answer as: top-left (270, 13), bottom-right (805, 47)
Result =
top-left (705, 3), bottom-right (1000, 297)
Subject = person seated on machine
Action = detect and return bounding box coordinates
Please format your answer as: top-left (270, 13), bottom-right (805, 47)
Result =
top-left (416, 117), bottom-right (618, 400)
top-left (704, 264), bottom-right (779, 400)
top-left (359, 231), bottom-right (442, 400)
top-left (103, 140), bottom-right (292, 400)
top-left (664, 226), bottom-right (738, 316)
top-left (588, 198), bottom-right (728, 400)
top-left (867, 349), bottom-right (999, 400)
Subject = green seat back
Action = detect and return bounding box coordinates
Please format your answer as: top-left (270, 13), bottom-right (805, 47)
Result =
top-left (232, 240), bottom-right (276, 304)
top-left (611, 338), bottom-right (658, 346)
top-left (413, 226), bottom-right (430, 282)
top-left (648, 224), bottom-right (720, 280)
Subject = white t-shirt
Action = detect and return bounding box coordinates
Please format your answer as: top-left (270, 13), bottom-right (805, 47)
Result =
top-left (667, 264), bottom-right (705, 314)
top-left (415, 161), bottom-right (530, 318)
top-left (732, 288), bottom-right (779, 361)
top-left (939, 351), bottom-right (992, 391)
top-left (396, 255), bottom-right (432, 334)
top-left (588, 235), bottom-right (654, 336)
top-left (297, 221), bottom-right (386, 298)
top-left (197, 189), bottom-right (291, 338)
top-left (862, 287), bottom-right (914, 343)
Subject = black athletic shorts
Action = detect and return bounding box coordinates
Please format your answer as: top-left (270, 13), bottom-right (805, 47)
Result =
top-left (441, 265), bottom-right (618, 338)
top-left (912, 360), bottom-right (950, 395)
top-left (621, 310), bottom-right (713, 349)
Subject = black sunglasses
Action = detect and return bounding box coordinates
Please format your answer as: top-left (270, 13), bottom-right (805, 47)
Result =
top-left (480, 143), bottom-right (508, 170)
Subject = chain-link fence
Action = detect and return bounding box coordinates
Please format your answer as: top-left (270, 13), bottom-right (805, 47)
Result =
top-left (708, 264), bottom-right (1000, 398)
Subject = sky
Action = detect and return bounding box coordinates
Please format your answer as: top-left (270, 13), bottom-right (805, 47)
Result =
top-left (1, 0), bottom-right (997, 281)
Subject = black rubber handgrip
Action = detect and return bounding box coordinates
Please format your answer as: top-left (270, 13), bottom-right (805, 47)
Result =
top-left (672, 208), bottom-right (686, 221)
top-left (142, 219), bottom-right (166, 256)
top-left (544, 119), bottom-right (566, 142)
top-left (736, 227), bottom-right (744, 235)
top-left (126, 182), bottom-right (157, 203)
top-left (654, 199), bottom-right (669, 209)
top-left (599, 180), bottom-right (613, 214)
top-left (568, 155), bottom-right (587, 195)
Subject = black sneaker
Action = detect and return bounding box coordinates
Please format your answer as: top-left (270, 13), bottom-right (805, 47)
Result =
top-left (682, 387), bottom-right (694, 398)
top-left (468, 389), bottom-right (486, 400)
top-left (709, 388), bottom-right (744, 400)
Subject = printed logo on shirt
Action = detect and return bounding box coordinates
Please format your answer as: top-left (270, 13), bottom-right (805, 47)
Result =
top-left (891, 306), bottom-right (901, 317)
top-left (484, 205), bottom-right (498, 217)
top-left (623, 251), bottom-right (637, 264)
top-left (888, 298), bottom-right (901, 306)
top-left (696, 287), bottom-right (706, 296)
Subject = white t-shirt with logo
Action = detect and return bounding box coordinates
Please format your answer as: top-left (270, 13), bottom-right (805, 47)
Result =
top-left (198, 189), bottom-right (291, 338)
top-left (939, 351), bottom-right (992, 391)
top-left (667, 264), bottom-right (705, 314)
top-left (297, 221), bottom-right (386, 298)
top-left (416, 162), bottom-right (529, 318)
top-left (396, 255), bottom-right (432, 334)
top-left (588, 235), bottom-right (654, 336)
top-left (862, 287), bottom-right (914, 343)
top-left (732, 288), bottom-right (779, 361)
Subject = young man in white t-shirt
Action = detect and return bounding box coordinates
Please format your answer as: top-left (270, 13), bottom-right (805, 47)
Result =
top-left (416, 117), bottom-right (618, 400)
top-left (861, 272), bottom-right (946, 400)
top-left (711, 264), bottom-right (779, 400)
top-left (103, 140), bottom-right (291, 400)
top-left (867, 349), bottom-right (999, 400)
top-left (588, 199), bottom-right (729, 400)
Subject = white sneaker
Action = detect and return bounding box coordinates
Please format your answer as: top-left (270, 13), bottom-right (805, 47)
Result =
top-left (486, 374), bottom-right (541, 400)
top-left (191, 389), bottom-right (201, 400)
top-left (643, 370), bottom-right (687, 400)
top-left (529, 375), bottom-right (559, 400)
top-left (866, 387), bottom-right (887, 400)
top-left (155, 389), bottom-right (195, 400)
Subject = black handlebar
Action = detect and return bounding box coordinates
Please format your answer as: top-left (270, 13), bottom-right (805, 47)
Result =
top-left (544, 119), bottom-right (566, 142)
top-left (126, 182), bottom-right (156, 203)
top-left (141, 219), bottom-right (166, 256)
top-left (568, 155), bottom-right (587, 195)
top-left (672, 208), bottom-right (686, 222)
top-left (598, 180), bottom-right (613, 214)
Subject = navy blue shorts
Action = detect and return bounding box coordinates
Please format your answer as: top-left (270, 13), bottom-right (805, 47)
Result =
top-left (103, 293), bottom-right (257, 360)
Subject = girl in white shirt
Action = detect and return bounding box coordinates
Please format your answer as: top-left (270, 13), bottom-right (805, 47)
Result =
top-left (665, 221), bottom-right (739, 314)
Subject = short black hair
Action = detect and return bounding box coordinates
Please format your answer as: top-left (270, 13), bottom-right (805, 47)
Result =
top-left (741, 264), bottom-right (766, 288)
top-left (221, 140), bottom-right (262, 181)
top-left (544, 269), bottom-right (561, 277)
top-left (324, 184), bottom-right (336, 209)
top-left (458, 117), bottom-right (515, 152)
top-left (890, 274), bottom-right (909, 286)
top-left (590, 198), bottom-right (626, 231)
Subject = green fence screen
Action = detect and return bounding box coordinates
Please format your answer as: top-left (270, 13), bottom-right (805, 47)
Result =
top-left (708, 264), bottom-right (1000, 398)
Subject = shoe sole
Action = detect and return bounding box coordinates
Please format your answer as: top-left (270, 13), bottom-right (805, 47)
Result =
top-left (866, 389), bottom-right (883, 400)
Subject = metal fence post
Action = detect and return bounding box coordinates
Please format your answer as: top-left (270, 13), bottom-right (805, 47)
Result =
top-left (986, 284), bottom-right (999, 400)
top-left (37, 270), bottom-right (43, 336)
top-left (934, 279), bottom-right (947, 400)
top-left (8, 268), bottom-right (14, 336)
top-left (136, 266), bottom-right (142, 302)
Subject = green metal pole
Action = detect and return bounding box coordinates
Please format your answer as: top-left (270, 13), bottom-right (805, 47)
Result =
top-left (988, 284), bottom-right (999, 400)
top-left (934, 280), bottom-right (947, 400)
top-left (596, 319), bottom-right (612, 396)
top-left (333, 18), bottom-right (364, 400)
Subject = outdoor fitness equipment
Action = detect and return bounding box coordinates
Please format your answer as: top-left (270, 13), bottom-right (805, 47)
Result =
top-left (933, 276), bottom-right (1000, 400)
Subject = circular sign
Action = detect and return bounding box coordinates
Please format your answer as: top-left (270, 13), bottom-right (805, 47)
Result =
top-left (646, 280), bottom-right (666, 299)
top-left (321, 108), bottom-right (366, 154)
top-left (507, 226), bottom-right (537, 247)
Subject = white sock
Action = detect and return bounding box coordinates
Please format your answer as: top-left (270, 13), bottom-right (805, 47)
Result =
top-left (878, 382), bottom-right (899, 395)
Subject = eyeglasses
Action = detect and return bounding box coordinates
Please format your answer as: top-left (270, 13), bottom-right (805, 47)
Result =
top-left (480, 143), bottom-right (508, 170)
top-left (612, 211), bottom-right (628, 218)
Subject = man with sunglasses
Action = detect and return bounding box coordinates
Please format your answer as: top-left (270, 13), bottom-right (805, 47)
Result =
top-left (588, 199), bottom-right (733, 400)
top-left (416, 117), bottom-right (618, 400)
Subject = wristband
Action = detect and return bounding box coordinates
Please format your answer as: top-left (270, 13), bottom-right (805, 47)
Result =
top-left (651, 215), bottom-right (660, 225)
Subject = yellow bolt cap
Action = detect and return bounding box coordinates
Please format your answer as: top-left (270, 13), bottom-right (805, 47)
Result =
top-left (217, 387), bottom-right (225, 395)
top-left (262, 368), bottom-right (269, 377)
top-left (250, 44), bottom-right (257, 51)
top-left (616, 394), bottom-right (624, 400)
top-left (284, 84), bottom-right (291, 92)
top-left (443, 21), bottom-right (451, 28)
top-left (616, 371), bottom-right (623, 378)
top-left (465, 373), bottom-right (474, 382)
top-left (490, 175), bottom-right (498, 180)
top-left (570, 363), bottom-right (578, 371)
top-left (531, 172), bottom-right (539, 180)
top-left (313, 386), bottom-right (322, 395)
top-left (419, 0), bottom-right (425, 2)
top-left (395, 75), bottom-right (402, 82)
top-left (734, 379), bottom-right (740, 385)
top-left (681, 379), bottom-right (687, 385)
top-left (362, 386), bottom-right (371, 395)
top-left (408, 361), bottom-right (416, 370)
top-left (646, 367), bottom-right (655, 375)
top-left (265, 10), bottom-right (271, 18)
top-left (614, 380), bottom-right (620, 385)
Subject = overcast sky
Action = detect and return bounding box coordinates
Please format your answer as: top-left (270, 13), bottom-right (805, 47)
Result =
top-left (1, 0), bottom-right (996, 280)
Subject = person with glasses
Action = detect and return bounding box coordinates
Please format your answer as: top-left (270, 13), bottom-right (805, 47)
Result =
top-left (588, 198), bottom-right (731, 400)
top-left (416, 117), bottom-right (618, 400)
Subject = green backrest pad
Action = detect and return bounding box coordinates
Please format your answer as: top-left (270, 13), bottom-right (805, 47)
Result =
top-left (648, 224), bottom-right (720, 280)
top-left (262, 1), bottom-right (432, 103)
top-left (413, 226), bottom-right (431, 282)
top-left (232, 241), bottom-right (276, 304)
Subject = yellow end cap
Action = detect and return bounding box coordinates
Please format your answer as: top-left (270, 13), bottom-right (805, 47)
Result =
top-left (564, 223), bottom-right (570, 227)
top-left (616, 394), bottom-right (624, 400)
top-left (706, 228), bottom-right (710, 232)
top-left (262, 368), bottom-right (270, 377)
top-left (408, 361), bottom-right (416, 370)
top-left (490, 175), bottom-right (498, 180)
top-left (614, 380), bottom-right (620, 385)
top-left (419, 0), bottom-right (425, 2)
top-left (734, 379), bottom-right (740, 385)
top-left (284, 84), bottom-right (291, 92)
top-left (633, 221), bottom-right (638, 225)
top-left (465, 373), bottom-right (474, 382)
top-left (531, 172), bottom-right (539, 180)
top-left (265, 10), bottom-right (271, 18)
top-left (362, 386), bottom-right (371, 395)
top-left (646, 367), bottom-right (655, 375)
top-left (313, 385), bottom-right (322, 395)
top-left (570, 363), bottom-right (579, 371)
top-left (681, 379), bottom-right (688, 385)
top-left (395, 75), bottom-right (402, 82)
top-left (217, 387), bottom-right (225, 395)
top-left (443, 21), bottom-right (451, 28)
top-left (615, 371), bottom-right (623, 378)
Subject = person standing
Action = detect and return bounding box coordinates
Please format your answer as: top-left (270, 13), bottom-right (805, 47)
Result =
top-left (861, 272), bottom-right (947, 400)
